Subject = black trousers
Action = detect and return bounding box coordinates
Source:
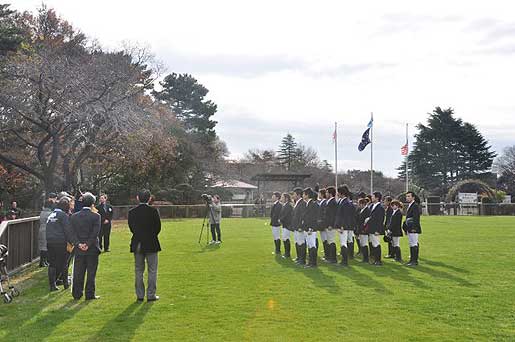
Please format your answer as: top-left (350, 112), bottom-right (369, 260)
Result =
top-left (99, 224), bottom-right (112, 251)
top-left (47, 243), bottom-right (68, 284)
top-left (210, 223), bottom-right (221, 241)
top-left (73, 254), bottom-right (99, 299)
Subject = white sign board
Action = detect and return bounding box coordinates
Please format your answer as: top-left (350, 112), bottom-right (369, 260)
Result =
top-left (458, 192), bottom-right (477, 204)
top-left (503, 195), bottom-right (512, 204)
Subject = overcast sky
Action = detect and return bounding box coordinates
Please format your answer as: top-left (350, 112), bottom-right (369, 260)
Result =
top-left (13, 0), bottom-right (515, 176)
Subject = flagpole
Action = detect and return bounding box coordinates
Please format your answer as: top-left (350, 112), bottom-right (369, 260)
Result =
top-left (370, 112), bottom-right (374, 194)
top-left (405, 123), bottom-right (409, 193)
top-left (334, 122), bottom-right (338, 190)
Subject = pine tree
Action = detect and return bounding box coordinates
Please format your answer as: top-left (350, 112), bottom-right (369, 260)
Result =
top-left (154, 73), bottom-right (218, 142)
top-left (277, 134), bottom-right (298, 171)
top-left (0, 4), bottom-right (23, 55)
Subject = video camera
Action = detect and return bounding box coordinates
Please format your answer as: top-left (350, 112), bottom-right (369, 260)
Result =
top-left (201, 194), bottom-right (212, 204)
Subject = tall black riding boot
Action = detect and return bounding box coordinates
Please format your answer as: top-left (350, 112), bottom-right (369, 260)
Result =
top-left (283, 239), bottom-right (291, 258)
top-left (414, 245), bottom-right (419, 265)
top-left (295, 244), bottom-right (300, 263)
top-left (340, 246), bottom-right (348, 266)
top-left (374, 245), bottom-right (383, 266)
top-left (385, 242), bottom-right (393, 258)
top-left (406, 246), bottom-right (415, 266)
top-left (48, 267), bottom-right (59, 292)
top-left (299, 244), bottom-right (307, 265)
top-left (305, 247), bottom-right (317, 268)
top-left (329, 243), bottom-right (337, 263)
top-left (322, 241), bottom-right (329, 261)
top-left (368, 242), bottom-right (375, 263)
top-left (274, 239), bottom-right (281, 254)
top-left (362, 246), bottom-right (369, 263)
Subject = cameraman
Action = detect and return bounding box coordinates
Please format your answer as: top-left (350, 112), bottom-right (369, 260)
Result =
top-left (209, 195), bottom-right (222, 244)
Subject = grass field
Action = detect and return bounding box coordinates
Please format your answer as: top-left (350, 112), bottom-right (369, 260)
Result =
top-left (1, 216), bottom-right (515, 341)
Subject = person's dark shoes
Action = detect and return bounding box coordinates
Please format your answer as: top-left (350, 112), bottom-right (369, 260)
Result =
top-left (104, 249), bottom-right (110, 253)
top-left (136, 298), bottom-right (144, 302)
top-left (85, 295), bottom-right (101, 300)
top-left (147, 296), bottom-right (160, 302)
top-left (50, 286), bottom-right (59, 292)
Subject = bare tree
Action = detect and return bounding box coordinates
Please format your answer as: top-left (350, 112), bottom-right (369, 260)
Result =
top-left (0, 7), bottom-right (161, 192)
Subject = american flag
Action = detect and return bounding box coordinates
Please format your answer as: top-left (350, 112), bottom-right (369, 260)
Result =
top-left (401, 143), bottom-right (408, 156)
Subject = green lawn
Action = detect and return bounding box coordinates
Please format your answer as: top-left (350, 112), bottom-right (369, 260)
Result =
top-left (1, 216), bottom-right (515, 341)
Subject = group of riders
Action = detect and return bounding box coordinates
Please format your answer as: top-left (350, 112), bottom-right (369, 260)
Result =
top-left (269, 185), bottom-right (422, 268)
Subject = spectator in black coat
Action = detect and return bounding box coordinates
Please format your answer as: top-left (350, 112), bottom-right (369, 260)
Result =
top-left (46, 197), bottom-right (73, 291)
top-left (69, 193), bottom-right (102, 300)
top-left (96, 194), bottom-right (114, 252)
top-left (128, 189), bottom-right (161, 302)
top-left (6, 201), bottom-right (21, 220)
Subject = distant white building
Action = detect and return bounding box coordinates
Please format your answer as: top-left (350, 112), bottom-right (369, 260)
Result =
top-left (212, 180), bottom-right (258, 203)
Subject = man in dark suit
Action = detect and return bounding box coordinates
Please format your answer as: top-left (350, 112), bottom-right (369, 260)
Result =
top-left (403, 191), bottom-right (422, 266)
top-left (128, 189), bottom-right (161, 302)
top-left (366, 191), bottom-right (386, 266)
top-left (96, 194), bottom-right (114, 252)
top-left (270, 192), bottom-right (282, 255)
top-left (69, 193), bottom-right (102, 300)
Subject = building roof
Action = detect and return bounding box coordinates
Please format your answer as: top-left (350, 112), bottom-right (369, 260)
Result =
top-left (251, 173), bottom-right (312, 182)
top-left (212, 180), bottom-right (258, 189)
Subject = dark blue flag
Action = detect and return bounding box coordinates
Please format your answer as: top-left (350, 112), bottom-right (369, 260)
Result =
top-left (358, 128), bottom-right (371, 151)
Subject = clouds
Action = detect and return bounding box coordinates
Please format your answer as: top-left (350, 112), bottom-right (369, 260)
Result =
top-left (12, 0), bottom-right (515, 176)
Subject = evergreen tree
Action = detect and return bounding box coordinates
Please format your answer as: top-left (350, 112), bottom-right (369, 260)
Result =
top-left (0, 4), bottom-right (23, 55)
top-left (277, 134), bottom-right (298, 171)
top-left (154, 73), bottom-right (218, 142)
top-left (404, 107), bottom-right (496, 195)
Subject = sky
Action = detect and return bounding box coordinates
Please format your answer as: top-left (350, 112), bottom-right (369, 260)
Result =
top-left (12, 0), bottom-right (515, 176)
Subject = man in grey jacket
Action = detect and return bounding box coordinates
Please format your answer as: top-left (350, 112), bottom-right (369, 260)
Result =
top-left (209, 195), bottom-right (222, 244)
top-left (69, 193), bottom-right (102, 300)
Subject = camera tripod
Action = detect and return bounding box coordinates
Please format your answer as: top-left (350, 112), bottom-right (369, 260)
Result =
top-left (198, 202), bottom-right (216, 245)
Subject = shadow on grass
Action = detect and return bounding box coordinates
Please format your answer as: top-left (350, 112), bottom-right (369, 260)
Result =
top-left (409, 264), bottom-right (475, 287)
top-left (274, 256), bottom-right (342, 294)
top-left (322, 258), bottom-right (393, 295)
top-left (91, 301), bottom-right (153, 341)
top-left (3, 297), bottom-right (87, 341)
top-left (194, 243), bottom-right (222, 253)
top-left (372, 261), bottom-right (431, 289)
top-left (419, 258), bottom-right (470, 274)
